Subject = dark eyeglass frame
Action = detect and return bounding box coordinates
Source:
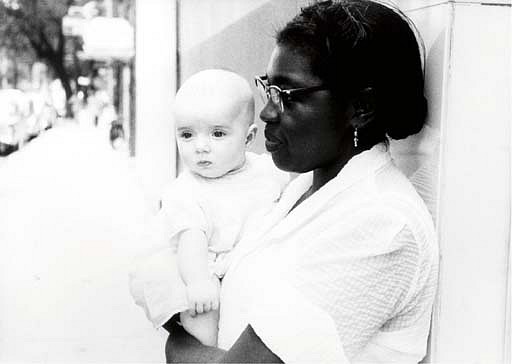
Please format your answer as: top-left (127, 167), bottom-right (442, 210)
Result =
top-left (254, 75), bottom-right (329, 112)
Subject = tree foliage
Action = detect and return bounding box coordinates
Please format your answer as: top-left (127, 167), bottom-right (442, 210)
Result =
top-left (0, 0), bottom-right (76, 105)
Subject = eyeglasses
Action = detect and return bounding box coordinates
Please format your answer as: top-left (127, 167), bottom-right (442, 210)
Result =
top-left (254, 75), bottom-right (329, 112)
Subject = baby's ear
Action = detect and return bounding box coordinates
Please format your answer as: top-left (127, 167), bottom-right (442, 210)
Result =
top-left (245, 124), bottom-right (258, 148)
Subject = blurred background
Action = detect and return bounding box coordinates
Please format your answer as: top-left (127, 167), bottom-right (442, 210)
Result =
top-left (0, 0), bottom-right (134, 157)
top-left (0, 0), bottom-right (510, 363)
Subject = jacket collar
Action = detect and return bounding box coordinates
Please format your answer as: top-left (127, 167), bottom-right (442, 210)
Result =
top-left (229, 143), bottom-right (393, 266)
top-left (281, 142), bottom-right (392, 219)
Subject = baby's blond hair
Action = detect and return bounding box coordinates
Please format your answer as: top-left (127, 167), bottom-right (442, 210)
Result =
top-left (174, 69), bottom-right (255, 126)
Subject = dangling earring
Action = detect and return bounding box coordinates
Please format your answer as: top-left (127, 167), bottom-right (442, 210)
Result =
top-left (353, 127), bottom-right (359, 148)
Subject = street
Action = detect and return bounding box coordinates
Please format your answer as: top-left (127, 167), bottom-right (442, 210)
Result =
top-left (0, 123), bottom-right (166, 362)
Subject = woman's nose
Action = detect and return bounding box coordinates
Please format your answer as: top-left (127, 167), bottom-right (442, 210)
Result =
top-left (259, 100), bottom-right (279, 124)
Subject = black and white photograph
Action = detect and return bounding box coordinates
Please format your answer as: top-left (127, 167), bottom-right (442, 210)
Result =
top-left (0, 0), bottom-right (510, 363)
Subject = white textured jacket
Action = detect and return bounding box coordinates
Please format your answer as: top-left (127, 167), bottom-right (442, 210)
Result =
top-left (218, 143), bottom-right (439, 363)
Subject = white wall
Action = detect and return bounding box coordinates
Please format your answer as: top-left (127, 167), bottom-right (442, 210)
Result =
top-left (434, 3), bottom-right (510, 362)
top-left (398, 1), bottom-right (511, 362)
top-left (389, 1), bottom-right (448, 223)
top-left (135, 0), bottom-right (177, 210)
top-left (178, 0), bottom-right (306, 155)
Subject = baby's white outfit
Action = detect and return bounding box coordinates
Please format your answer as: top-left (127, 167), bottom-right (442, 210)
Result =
top-left (129, 152), bottom-right (289, 328)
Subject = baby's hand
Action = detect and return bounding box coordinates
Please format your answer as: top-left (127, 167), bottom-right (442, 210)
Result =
top-left (186, 277), bottom-right (220, 316)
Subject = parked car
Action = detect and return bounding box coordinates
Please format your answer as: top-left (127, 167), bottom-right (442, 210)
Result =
top-left (0, 89), bottom-right (29, 153)
top-left (25, 91), bottom-right (58, 139)
top-left (0, 89), bottom-right (58, 154)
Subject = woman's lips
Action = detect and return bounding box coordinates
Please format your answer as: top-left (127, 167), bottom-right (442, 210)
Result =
top-left (265, 140), bottom-right (282, 152)
top-left (264, 131), bottom-right (283, 152)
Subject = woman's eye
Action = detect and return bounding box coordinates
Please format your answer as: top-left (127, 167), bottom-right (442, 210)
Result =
top-left (282, 94), bottom-right (294, 104)
top-left (281, 92), bottom-right (296, 104)
top-left (212, 130), bottom-right (225, 138)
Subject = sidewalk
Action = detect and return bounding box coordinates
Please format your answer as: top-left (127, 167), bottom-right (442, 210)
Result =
top-left (0, 123), bottom-right (166, 362)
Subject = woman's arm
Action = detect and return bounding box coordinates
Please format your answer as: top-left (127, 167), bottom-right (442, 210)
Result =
top-left (220, 325), bottom-right (283, 363)
top-left (164, 317), bottom-right (225, 363)
top-left (164, 318), bottom-right (283, 363)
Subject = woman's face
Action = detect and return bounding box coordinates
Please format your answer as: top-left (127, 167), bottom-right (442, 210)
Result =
top-left (260, 45), bottom-right (353, 174)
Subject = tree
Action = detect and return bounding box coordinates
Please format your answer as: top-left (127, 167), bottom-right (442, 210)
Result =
top-left (0, 0), bottom-right (79, 115)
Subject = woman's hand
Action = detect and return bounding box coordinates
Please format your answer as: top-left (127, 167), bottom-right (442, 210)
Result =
top-left (165, 318), bottom-right (283, 363)
top-left (185, 276), bottom-right (220, 316)
top-left (164, 317), bottom-right (226, 363)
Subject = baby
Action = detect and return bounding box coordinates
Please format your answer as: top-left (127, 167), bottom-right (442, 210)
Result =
top-left (130, 69), bottom-right (288, 346)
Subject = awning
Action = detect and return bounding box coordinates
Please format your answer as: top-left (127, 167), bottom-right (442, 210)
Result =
top-left (81, 17), bottom-right (134, 61)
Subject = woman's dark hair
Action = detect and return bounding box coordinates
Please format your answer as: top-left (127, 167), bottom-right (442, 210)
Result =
top-left (276, 0), bottom-right (427, 140)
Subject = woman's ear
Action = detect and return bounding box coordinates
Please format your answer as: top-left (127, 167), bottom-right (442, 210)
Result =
top-left (245, 124), bottom-right (258, 148)
top-left (350, 87), bottom-right (376, 130)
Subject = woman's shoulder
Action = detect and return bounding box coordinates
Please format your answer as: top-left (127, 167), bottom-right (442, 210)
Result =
top-left (334, 158), bottom-right (436, 244)
top-left (373, 161), bottom-right (431, 210)
top-left (371, 163), bottom-right (437, 250)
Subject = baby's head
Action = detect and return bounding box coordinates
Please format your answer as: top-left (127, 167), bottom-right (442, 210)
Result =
top-left (174, 69), bottom-right (256, 178)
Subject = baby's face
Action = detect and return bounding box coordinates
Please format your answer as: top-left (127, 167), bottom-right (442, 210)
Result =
top-left (175, 104), bottom-right (250, 178)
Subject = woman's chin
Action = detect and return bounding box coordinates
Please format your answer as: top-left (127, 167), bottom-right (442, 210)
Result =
top-left (269, 153), bottom-right (292, 172)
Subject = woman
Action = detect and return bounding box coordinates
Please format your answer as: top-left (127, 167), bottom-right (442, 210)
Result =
top-left (165, 1), bottom-right (438, 362)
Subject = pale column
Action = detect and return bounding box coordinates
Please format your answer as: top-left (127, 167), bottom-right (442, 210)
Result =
top-left (397, 1), bottom-right (511, 362)
top-left (135, 0), bottom-right (177, 211)
top-left (121, 64), bottom-right (130, 139)
top-left (432, 3), bottom-right (511, 362)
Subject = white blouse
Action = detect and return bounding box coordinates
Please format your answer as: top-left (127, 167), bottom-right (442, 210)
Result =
top-left (217, 144), bottom-right (439, 363)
